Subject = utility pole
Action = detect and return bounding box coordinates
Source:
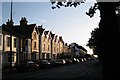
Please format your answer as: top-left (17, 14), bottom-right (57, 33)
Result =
top-left (9, 0), bottom-right (13, 71)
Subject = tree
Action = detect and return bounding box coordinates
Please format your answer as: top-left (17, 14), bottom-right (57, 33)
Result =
top-left (86, 28), bottom-right (100, 57)
top-left (50, 0), bottom-right (120, 79)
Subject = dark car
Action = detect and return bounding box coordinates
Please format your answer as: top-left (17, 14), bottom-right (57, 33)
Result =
top-left (65, 59), bottom-right (72, 64)
top-left (50, 59), bottom-right (65, 67)
top-left (16, 60), bottom-right (39, 72)
top-left (36, 60), bottom-right (51, 69)
top-left (61, 59), bottom-right (66, 65)
top-left (70, 58), bottom-right (80, 64)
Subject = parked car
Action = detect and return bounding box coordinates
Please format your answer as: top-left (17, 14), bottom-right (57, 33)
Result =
top-left (36, 60), bottom-right (51, 69)
top-left (61, 59), bottom-right (66, 65)
top-left (16, 60), bottom-right (39, 72)
top-left (50, 59), bottom-right (63, 67)
top-left (70, 58), bottom-right (79, 63)
top-left (65, 59), bottom-right (73, 64)
top-left (76, 59), bottom-right (80, 63)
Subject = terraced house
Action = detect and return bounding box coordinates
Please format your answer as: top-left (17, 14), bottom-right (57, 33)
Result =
top-left (63, 43), bottom-right (69, 55)
top-left (58, 36), bottom-right (64, 58)
top-left (52, 34), bottom-right (59, 59)
top-left (1, 1), bottom-right (70, 69)
top-left (53, 35), bottom-right (59, 59)
top-left (2, 19), bottom-right (17, 67)
top-left (1, 17), bottom-right (69, 68)
top-left (41, 30), bottom-right (51, 60)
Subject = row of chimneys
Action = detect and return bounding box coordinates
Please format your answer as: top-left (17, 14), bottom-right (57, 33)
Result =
top-left (6, 17), bottom-right (28, 26)
top-left (6, 17), bottom-right (64, 42)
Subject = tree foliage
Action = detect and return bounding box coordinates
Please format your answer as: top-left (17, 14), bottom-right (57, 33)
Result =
top-left (86, 27), bottom-right (100, 55)
top-left (50, 0), bottom-right (85, 9)
top-left (50, 1), bottom-right (120, 79)
top-left (50, 0), bottom-right (120, 56)
top-left (50, 0), bottom-right (120, 18)
top-left (50, 0), bottom-right (98, 18)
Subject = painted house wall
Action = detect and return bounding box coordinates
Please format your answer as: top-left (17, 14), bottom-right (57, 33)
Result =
top-left (59, 41), bottom-right (63, 54)
top-left (4, 35), bottom-right (16, 52)
top-left (41, 31), bottom-right (49, 59)
top-left (2, 34), bottom-right (17, 67)
top-left (46, 34), bottom-right (51, 59)
top-left (41, 31), bottom-right (53, 59)
top-left (31, 28), bottom-right (39, 60)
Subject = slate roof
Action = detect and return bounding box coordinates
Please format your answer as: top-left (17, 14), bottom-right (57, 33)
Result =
top-left (59, 36), bottom-right (64, 43)
top-left (50, 31), bottom-right (55, 39)
top-left (2, 23), bottom-right (36, 38)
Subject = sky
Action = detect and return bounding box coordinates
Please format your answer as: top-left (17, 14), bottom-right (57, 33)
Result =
top-left (2, 0), bottom-right (100, 54)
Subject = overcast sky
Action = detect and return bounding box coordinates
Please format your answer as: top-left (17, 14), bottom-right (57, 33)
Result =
top-left (2, 1), bottom-right (100, 54)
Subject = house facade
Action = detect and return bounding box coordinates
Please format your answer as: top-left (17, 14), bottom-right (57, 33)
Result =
top-left (41, 30), bottom-right (51, 60)
top-left (69, 43), bottom-right (87, 60)
top-left (63, 43), bottom-right (69, 55)
top-left (57, 36), bottom-right (64, 59)
top-left (2, 20), bottom-right (17, 67)
top-left (1, 17), bottom-right (71, 68)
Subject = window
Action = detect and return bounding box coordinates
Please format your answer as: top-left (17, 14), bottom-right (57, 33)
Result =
top-left (0, 35), bottom-right (2, 46)
top-left (34, 42), bottom-right (37, 49)
top-left (34, 32), bottom-right (37, 39)
top-left (44, 44), bottom-right (45, 51)
top-left (8, 53), bottom-right (14, 62)
top-left (6, 36), bottom-right (10, 47)
top-left (54, 47), bottom-right (56, 53)
top-left (61, 47), bottom-right (62, 51)
top-left (14, 38), bottom-right (16, 48)
top-left (42, 53), bottom-right (45, 59)
top-left (48, 45), bottom-right (49, 51)
top-left (26, 40), bottom-right (28, 46)
top-left (43, 37), bottom-right (45, 42)
top-left (47, 54), bottom-right (49, 59)
top-left (57, 48), bottom-right (59, 53)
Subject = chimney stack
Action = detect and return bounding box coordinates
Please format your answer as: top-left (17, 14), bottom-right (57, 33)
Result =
top-left (20, 17), bottom-right (28, 26)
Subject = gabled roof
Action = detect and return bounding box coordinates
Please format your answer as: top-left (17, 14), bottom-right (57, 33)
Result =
top-left (65, 43), bottom-right (68, 46)
top-left (44, 31), bottom-right (49, 35)
top-left (37, 25), bottom-right (45, 35)
top-left (44, 30), bottom-right (49, 38)
top-left (50, 31), bottom-right (55, 39)
top-left (59, 36), bottom-right (64, 43)
top-left (48, 31), bottom-right (52, 40)
top-left (54, 35), bottom-right (58, 42)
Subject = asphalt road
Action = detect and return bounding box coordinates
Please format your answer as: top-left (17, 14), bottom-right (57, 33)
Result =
top-left (2, 59), bottom-right (103, 80)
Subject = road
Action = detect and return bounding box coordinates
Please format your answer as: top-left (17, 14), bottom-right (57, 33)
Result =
top-left (2, 59), bottom-right (103, 80)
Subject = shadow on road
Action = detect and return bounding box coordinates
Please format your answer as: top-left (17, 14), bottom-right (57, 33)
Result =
top-left (72, 62), bottom-right (103, 80)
